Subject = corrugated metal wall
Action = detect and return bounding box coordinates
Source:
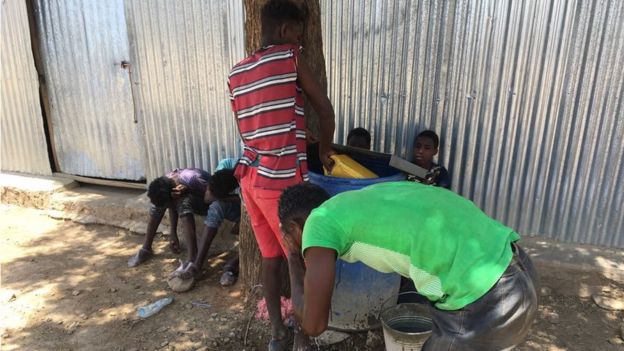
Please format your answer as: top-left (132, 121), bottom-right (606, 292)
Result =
top-left (125, 0), bottom-right (245, 181)
top-left (321, 0), bottom-right (624, 247)
top-left (33, 0), bottom-right (145, 180)
top-left (0, 0), bottom-right (51, 175)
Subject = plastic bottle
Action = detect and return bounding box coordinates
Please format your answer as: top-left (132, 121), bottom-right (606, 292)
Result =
top-left (137, 296), bottom-right (174, 318)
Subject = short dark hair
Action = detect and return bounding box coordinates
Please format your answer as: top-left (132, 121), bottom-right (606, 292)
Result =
top-left (147, 176), bottom-right (176, 207)
top-left (261, 0), bottom-right (306, 33)
top-left (209, 169), bottom-right (239, 199)
top-left (279, 183), bottom-right (330, 224)
top-left (415, 130), bottom-right (440, 148)
top-left (347, 127), bottom-right (371, 146)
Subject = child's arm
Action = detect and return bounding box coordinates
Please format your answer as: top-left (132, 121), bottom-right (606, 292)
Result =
top-left (168, 205), bottom-right (179, 238)
top-left (297, 60), bottom-right (336, 170)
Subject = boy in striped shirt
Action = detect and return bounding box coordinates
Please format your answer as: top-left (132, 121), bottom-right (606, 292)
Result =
top-left (227, 1), bottom-right (335, 349)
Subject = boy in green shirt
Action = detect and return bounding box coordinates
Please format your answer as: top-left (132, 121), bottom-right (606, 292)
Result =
top-left (278, 182), bottom-right (538, 350)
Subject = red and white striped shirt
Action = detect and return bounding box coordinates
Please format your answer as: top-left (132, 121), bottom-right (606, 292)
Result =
top-left (228, 44), bottom-right (308, 190)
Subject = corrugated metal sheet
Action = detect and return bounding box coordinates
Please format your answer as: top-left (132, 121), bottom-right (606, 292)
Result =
top-left (321, 0), bottom-right (624, 247)
top-left (33, 0), bottom-right (145, 180)
top-left (0, 0), bottom-right (51, 175)
top-left (125, 0), bottom-right (245, 181)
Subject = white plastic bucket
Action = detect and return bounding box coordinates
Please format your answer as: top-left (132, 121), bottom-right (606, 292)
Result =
top-left (380, 302), bottom-right (433, 351)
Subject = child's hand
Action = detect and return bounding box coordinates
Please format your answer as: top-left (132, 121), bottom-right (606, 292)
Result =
top-left (319, 144), bottom-right (336, 172)
top-left (171, 184), bottom-right (188, 199)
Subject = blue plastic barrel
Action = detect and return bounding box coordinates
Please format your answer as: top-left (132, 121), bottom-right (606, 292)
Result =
top-left (308, 150), bottom-right (405, 331)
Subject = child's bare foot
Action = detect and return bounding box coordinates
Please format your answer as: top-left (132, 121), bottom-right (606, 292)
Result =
top-left (168, 238), bottom-right (181, 254)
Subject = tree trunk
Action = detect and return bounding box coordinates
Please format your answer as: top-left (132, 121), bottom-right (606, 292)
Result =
top-left (239, 0), bottom-right (328, 296)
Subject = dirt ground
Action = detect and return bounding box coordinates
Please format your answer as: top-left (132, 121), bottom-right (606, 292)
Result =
top-left (1, 204), bottom-right (623, 351)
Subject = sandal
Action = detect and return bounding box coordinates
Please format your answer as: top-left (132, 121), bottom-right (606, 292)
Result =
top-left (170, 260), bottom-right (194, 278)
top-left (268, 337), bottom-right (290, 351)
top-left (219, 271), bottom-right (238, 286)
top-left (127, 248), bottom-right (153, 268)
top-left (268, 329), bottom-right (292, 351)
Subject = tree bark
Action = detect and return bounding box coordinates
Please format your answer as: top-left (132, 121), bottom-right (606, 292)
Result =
top-left (239, 0), bottom-right (327, 296)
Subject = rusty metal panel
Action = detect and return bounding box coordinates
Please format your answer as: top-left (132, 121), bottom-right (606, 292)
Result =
top-left (33, 0), bottom-right (145, 180)
top-left (0, 0), bottom-right (51, 175)
top-left (125, 0), bottom-right (245, 181)
top-left (321, 0), bottom-right (624, 247)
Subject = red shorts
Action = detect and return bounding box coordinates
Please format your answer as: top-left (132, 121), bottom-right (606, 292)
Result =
top-left (240, 167), bottom-right (302, 258)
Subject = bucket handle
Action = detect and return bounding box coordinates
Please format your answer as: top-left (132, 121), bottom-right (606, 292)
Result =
top-left (377, 291), bottom-right (427, 321)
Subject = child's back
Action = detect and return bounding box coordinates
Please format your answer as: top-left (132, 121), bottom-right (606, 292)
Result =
top-left (228, 44), bottom-right (307, 189)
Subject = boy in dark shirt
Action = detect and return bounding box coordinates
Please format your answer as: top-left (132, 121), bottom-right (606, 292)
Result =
top-left (128, 168), bottom-right (211, 268)
top-left (346, 127), bottom-right (371, 150)
top-left (412, 130), bottom-right (451, 189)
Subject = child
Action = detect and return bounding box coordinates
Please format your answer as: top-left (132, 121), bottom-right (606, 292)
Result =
top-left (412, 130), bottom-right (451, 188)
top-left (346, 127), bottom-right (371, 150)
top-left (168, 164), bottom-right (242, 292)
top-left (278, 182), bottom-right (538, 350)
top-left (227, 0), bottom-right (335, 349)
top-left (128, 160), bottom-right (241, 291)
top-left (127, 167), bottom-right (211, 268)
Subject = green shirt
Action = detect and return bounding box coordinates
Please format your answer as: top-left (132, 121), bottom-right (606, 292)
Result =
top-left (301, 181), bottom-right (520, 310)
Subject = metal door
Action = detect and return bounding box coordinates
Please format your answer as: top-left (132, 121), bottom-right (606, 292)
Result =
top-left (33, 0), bottom-right (144, 180)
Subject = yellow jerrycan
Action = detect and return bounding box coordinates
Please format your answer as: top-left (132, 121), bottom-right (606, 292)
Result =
top-left (324, 154), bottom-right (378, 179)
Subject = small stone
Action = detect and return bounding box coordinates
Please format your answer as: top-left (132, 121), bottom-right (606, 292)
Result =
top-left (592, 294), bottom-right (624, 311)
top-left (57, 320), bottom-right (64, 325)
top-left (72, 290), bottom-right (81, 296)
top-left (228, 331), bottom-right (235, 338)
top-left (160, 340), bottom-right (169, 347)
top-left (6, 293), bottom-right (16, 302)
top-left (210, 313), bottom-right (218, 318)
top-left (80, 314), bottom-right (88, 320)
top-left (1, 332), bottom-right (10, 338)
top-left (223, 337), bottom-right (230, 343)
top-left (109, 288), bottom-right (118, 293)
top-left (134, 285), bottom-right (141, 290)
top-left (546, 312), bottom-right (560, 324)
top-left (608, 337), bottom-right (624, 345)
top-left (157, 326), bottom-right (168, 333)
top-left (539, 287), bottom-right (552, 296)
top-left (195, 347), bottom-right (208, 351)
